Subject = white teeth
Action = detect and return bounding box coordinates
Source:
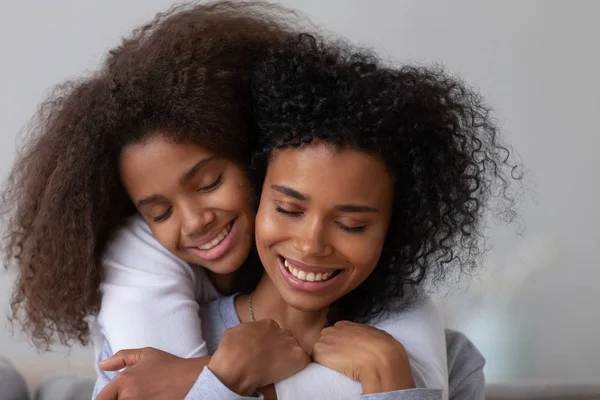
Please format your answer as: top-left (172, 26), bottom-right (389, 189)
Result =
top-left (283, 258), bottom-right (336, 282)
top-left (198, 224), bottom-right (231, 250)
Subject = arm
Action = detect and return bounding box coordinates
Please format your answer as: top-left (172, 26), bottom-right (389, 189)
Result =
top-left (96, 318), bottom-right (310, 400)
top-left (310, 321), bottom-right (445, 400)
top-left (93, 215), bottom-right (215, 396)
top-left (95, 352), bottom-right (266, 400)
top-left (359, 330), bottom-right (486, 400)
top-left (373, 295), bottom-right (448, 398)
top-left (185, 368), bottom-right (264, 400)
top-left (446, 368), bottom-right (485, 400)
top-left (275, 296), bottom-right (448, 400)
top-left (97, 215), bottom-right (213, 358)
top-left (445, 330), bottom-right (486, 400)
top-left (360, 389), bottom-right (442, 400)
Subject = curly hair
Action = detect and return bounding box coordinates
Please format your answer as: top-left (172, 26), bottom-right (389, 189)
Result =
top-left (1, 1), bottom-right (300, 348)
top-left (249, 34), bottom-right (522, 324)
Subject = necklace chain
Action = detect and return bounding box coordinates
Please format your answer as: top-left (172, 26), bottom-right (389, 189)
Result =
top-left (248, 291), bottom-right (255, 322)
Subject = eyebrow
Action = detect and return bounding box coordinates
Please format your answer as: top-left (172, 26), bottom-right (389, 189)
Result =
top-left (270, 184), bottom-right (379, 213)
top-left (137, 194), bottom-right (164, 209)
top-left (271, 184), bottom-right (309, 201)
top-left (180, 156), bottom-right (218, 185)
top-left (136, 156), bottom-right (217, 208)
top-left (334, 204), bottom-right (379, 213)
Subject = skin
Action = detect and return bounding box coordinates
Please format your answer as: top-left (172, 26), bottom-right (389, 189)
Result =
top-left (231, 142), bottom-right (412, 394)
top-left (120, 134), bottom-right (256, 281)
top-left (239, 142), bottom-right (394, 352)
top-left (99, 141), bottom-right (414, 399)
top-left (102, 134), bottom-right (308, 400)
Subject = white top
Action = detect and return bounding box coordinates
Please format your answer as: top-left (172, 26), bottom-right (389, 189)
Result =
top-left (93, 214), bottom-right (449, 399)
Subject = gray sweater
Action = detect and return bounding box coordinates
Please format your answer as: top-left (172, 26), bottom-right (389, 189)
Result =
top-left (186, 294), bottom-right (486, 400)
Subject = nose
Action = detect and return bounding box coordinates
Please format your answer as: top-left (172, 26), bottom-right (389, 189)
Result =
top-left (292, 215), bottom-right (333, 257)
top-left (179, 199), bottom-right (216, 238)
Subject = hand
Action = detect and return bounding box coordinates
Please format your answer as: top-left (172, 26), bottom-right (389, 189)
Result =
top-left (312, 321), bottom-right (415, 394)
top-left (98, 347), bottom-right (155, 371)
top-left (96, 347), bottom-right (209, 400)
top-left (208, 319), bottom-right (310, 396)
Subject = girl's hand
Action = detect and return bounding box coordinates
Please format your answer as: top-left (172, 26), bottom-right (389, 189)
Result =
top-left (311, 320), bottom-right (415, 394)
top-left (97, 348), bottom-right (208, 400)
top-left (208, 319), bottom-right (310, 395)
top-left (96, 319), bottom-right (307, 399)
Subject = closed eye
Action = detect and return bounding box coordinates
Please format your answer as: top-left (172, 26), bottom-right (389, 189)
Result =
top-left (335, 221), bottom-right (366, 233)
top-left (153, 206), bottom-right (173, 223)
top-left (275, 205), bottom-right (303, 217)
top-left (275, 204), bottom-right (366, 232)
top-left (199, 173), bottom-right (223, 192)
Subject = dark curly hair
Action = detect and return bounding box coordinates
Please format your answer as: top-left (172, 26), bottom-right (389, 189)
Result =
top-left (1, 1), bottom-right (300, 348)
top-left (249, 34), bottom-right (522, 324)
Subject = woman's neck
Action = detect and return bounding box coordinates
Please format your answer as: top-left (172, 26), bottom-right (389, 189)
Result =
top-left (235, 275), bottom-right (329, 354)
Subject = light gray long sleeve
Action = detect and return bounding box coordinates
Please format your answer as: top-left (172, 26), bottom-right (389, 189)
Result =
top-left (186, 367), bottom-right (264, 400)
top-left (186, 368), bottom-right (444, 400)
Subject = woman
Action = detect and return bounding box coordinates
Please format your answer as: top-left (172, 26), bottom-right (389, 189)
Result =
top-left (2, 2), bottom-right (450, 399)
top-left (97, 33), bottom-right (518, 399)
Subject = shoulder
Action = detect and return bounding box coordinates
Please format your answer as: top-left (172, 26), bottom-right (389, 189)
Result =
top-left (371, 295), bottom-right (448, 392)
top-left (102, 214), bottom-right (193, 280)
top-left (445, 329), bottom-right (486, 398)
top-left (445, 329), bottom-right (485, 371)
top-left (104, 214), bottom-right (169, 262)
top-left (199, 295), bottom-right (241, 355)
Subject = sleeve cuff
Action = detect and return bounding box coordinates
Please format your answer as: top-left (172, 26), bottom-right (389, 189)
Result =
top-left (185, 367), bottom-right (264, 400)
top-left (361, 388), bottom-right (442, 400)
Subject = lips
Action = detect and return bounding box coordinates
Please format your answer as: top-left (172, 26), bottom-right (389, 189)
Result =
top-left (277, 255), bottom-right (343, 292)
top-left (197, 223), bottom-right (232, 250)
top-left (185, 220), bottom-right (234, 250)
top-left (283, 258), bottom-right (338, 282)
top-left (186, 218), bottom-right (239, 261)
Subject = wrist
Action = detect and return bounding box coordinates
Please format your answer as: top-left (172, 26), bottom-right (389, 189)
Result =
top-left (360, 364), bottom-right (415, 394)
top-left (186, 355), bottom-right (212, 379)
top-left (208, 353), bottom-right (257, 396)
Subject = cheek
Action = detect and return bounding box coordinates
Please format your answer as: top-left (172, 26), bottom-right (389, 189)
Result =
top-left (149, 219), bottom-right (180, 253)
top-left (197, 181), bottom-right (256, 235)
top-left (255, 201), bottom-right (301, 254)
top-left (340, 230), bottom-right (388, 275)
top-left (255, 205), bottom-right (280, 249)
top-left (220, 175), bottom-right (255, 214)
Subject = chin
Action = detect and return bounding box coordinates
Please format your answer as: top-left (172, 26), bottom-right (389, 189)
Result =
top-left (282, 292), bottom-right (333, 313)
top-left (208, 265), bottom-right (238, 275)
top-left (208, 255), bottom-right (245, 275)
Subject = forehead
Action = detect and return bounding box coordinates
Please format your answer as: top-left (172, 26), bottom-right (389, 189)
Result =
top-left (121, 136), bottom-right (214, 166)
top-left (119, 136), bottom-right (215, 194)
top-left (266, 143), bottom-right (393, 205)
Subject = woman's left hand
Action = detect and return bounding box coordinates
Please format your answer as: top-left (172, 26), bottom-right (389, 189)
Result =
top-left (311, 321), bottom-right (415, 394)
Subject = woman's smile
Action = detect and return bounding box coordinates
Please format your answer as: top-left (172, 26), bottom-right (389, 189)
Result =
top-left (278, 255), bottom-right (344, 292)
top-left (255, 142), bottom-right (394, 312)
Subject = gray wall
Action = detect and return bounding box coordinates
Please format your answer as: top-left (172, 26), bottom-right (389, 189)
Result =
top-left (1, 0), bottom-right (599, 386)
